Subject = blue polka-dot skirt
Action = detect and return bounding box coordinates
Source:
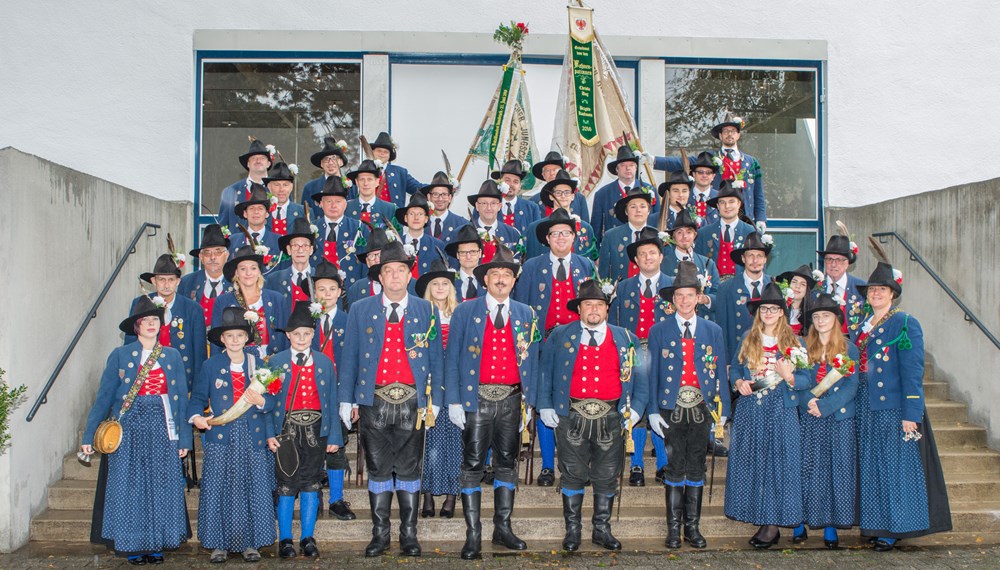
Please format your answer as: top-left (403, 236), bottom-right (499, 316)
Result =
top-left (856, 375), bottom-right (931, 536)
top-left (724, 383), bottom-right (803, 526)
top-left (422, 417), bottom-right (462, 495)
top-left (799, 410), bottom-right (858, 529)
top-left (198, 416), bottom-right (277, 551)
top-left (100, 396), bottom-right (190, 554)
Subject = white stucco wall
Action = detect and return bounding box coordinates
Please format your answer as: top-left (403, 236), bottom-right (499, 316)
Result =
top-left (4, 1), bottom-right (998, 208)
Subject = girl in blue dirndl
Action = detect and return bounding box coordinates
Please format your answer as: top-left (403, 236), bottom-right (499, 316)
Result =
top-left (189, 306), bottom-right (279, 563)
top-left (724, 282), bottom-right (810, 548)
top-left (82, 296), bottom-right (192, 565)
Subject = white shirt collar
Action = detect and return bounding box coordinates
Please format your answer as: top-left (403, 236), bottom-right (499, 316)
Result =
top-left (627, 222), bottom-right (645, 234)
top-left (292, 349), bottom-right (313, 366)
top-left (721, 147), bottom-right (741, 161)
top-left (325, 216), bottom-right (342, 227)
top-left (459, 269), bottom-right (476, 283)
top-left (675, 313), bottom-right (697, 336)
top-left (581, 321), bottom-right (608, 344)
top-left (248, 226), bottom-right (267, 238)
top-left (485, 293), bottom-right (509, 315)
top-left (828, 273), bottom-right (849, 297)
top-left (744, 272), bottom-right (764, 294)
top-left (382, 294), bottom-right (408, 314)
top-left (674, 247), bottom-right (694, 262)
top-left (323, 306), bottom-right (338, 321)
top-left (638, 273), bottom-right (661, 293)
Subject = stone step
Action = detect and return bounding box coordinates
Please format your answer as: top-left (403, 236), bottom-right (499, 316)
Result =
top-left (927, 400), bottom-right (969, 424)
top-left (30, 501), bottom-right (1000, 543)
top-left (46, 474), bottom-right (1000, 511)
top-left (933, 423), bottom-right (988, 449)
top-left (923, 381), bottom-right (949, 400)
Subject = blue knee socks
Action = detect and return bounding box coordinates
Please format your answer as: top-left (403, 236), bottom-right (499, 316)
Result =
top-left (794, 523), bottom-right (806, 538)
top-left (631, 427), bottom-right (647, 468)
top-left (327, 469), bottom-right (344, 503)
top-left (300, 492), bottom-right (319, 539)
top-left (651, 430), bottom-right (668, 470)
top-left (277, 495), bottom-right (295, 541)
top-left (537, 418), bottom-right (555, 470)
top-left (824, 527), bottom-right (838, 542)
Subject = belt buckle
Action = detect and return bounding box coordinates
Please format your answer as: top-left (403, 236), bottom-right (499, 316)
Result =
top-left (571, 399), bottom-right (612, 420)
top-left (676, 386), bottom-right (704, 409)
top-left (287, 410), bottom-right (321, 425)
top-left (478, 384), bottom-right (515, 402)
top-left (376, 382), bottom-right (417, 404)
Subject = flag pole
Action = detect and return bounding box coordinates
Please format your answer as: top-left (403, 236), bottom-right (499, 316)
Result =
top-left (457, 84), bottom-right (503, 184)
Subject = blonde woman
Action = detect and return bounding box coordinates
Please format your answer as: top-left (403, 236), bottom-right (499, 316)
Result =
top-left (724, 282), bottom-right (810, 548)
top-left (416, 256), bottom-right (461, 519)
top-left (211, 245), bottom-right (288, 358)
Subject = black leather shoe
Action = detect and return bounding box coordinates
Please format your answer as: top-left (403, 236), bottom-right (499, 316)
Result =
top-left (439, 494), bottom-right (456, 518)
top-left (873, 539), bottom-right (896, 552)
top-left (461, 492), bottom-right (483, 560)
top-left (654, 466), bottom-right (668, 484)
top-left (824, 538), bottom-right (840, 549)
top-left (749, 528), bottom-right (781, 549)
top-left (278, 538), bottom-right (297, 559)
top-left (365, 491), bottom-right (393, 557)
top-left (537, 468), bottom-right (555, 487)
top-left (628, 466), bottom-right (645, 487)
top-left (420, 492), bottom-right (435, 518)
top-left (300, 536), bottom-right (320, 558)
top-left (867, 536), bottom-right (879, 545)
top-left (665, 486), bottom-right (683, 549)
top-left (329, 499), bottom-right (356, 520)
top-left (491, 486), bottom-right (527, 550)
top-left (709, 440), bottom-right (728, 456)
top-left (591, 494), bottom-right (622, 551)
top-left (561, 493), bottom-right (584, 551)
top-left (792, 527), bottom-right (809, 544)
top-left (144, 553), bottom-right (164, 565)
top-left (126, 556), bottom-right (146, 566)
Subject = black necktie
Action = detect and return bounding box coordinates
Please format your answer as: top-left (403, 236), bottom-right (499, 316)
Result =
top-left (643, 278), bottom-right (653, 298)
top-left (751, 281), bottom-right (761, 299)
top-left (586, 328), bottom-right (599, 347)
top-left (683, 321), bottom-right (693, 339)
top-left (208, 280), bottom-right (219, 299)
top-left (297, 273), bottom-right (309, 295)
top-left (831, 282), bottom-right (839, 297)
top-left (483, 226), bottom-right (492, 238)
top-left (274, 207), bottom-right (282, 220)
top-left (466, 277), bottom-right (477, 299)
top-left (723, 224), bottom-right (731, 243)
top-left (634, 230), bottom-right (640, 242)
top-left (725, 149), bottom-right (735, 160)
top-left (388, 302), bottom-right (400, 323)
top-left (683, 255), bottom-right (691, 261)
top-left (505, 203), bottom-right (513, 216)
top-left (295, 352), bottom-right (307, 366)
top-left (494, 303), bottom-right (505, 329)
top-left (556, 258), bottom-right (567, 281)
top-left (412, 238), bottom-right (419, 251)
top-left (362, 203), bottom-right (370, 212)
top-left (323, 315), bottom-right (333, 338)
top-left (434, 218), bottom-right (442, 239)
top-left (623, 185), bottom-right (631, 194)
top-left (252, 232), bottom-right (261, 242)
top-left (327, 224), bottom-right (337, 241)
top-left (698, 194), bottom-right (705, 204)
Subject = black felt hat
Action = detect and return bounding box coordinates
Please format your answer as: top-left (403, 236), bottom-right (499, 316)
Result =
top-left (238, 139), bottom-right (273, 170)
top-left (234, 183), bottom-right (272, 219)
top-left (613, 186), bottom-right (653, 223)
top-left (706, 179), bottom-right (743, 209)
top-left (803, 292), bottom-right (846, 325)
top-left (444, 224), bottom-right (483, 258)
top-left (535, 208), bottom-right (577, 244)
top-left (118, 295), bottom-right (165, 334)
top-left (567, 278), bottom-right (612, 312)
top-left (668, 208), bottom-right (699, 235)
top-left (369, 132), bottom-right (397, 162)
top-left (279, 300), bottom-right (318, 333)
top-left (278, 217), bottom-right (317, 251)
top-left (818, 235), bottom-right (857, 265)
top-left (311, 175), bottom-right (350, 203)
top-left (263, 161), bottom-right (296, 185)
top-left (394, 191), bottom-right (431, 226)
top-left (689, 151), bottom-right (719, 173)
top-left (710, 112), bottom-right (744, 139)
top-left (356, 227), bottom-right (392, 263)
top-left (415, 251), bottom-right (457, 298)
top-left (310, 136), bottom-right (349, 168)
top-left (368, 240), bottom-right (416, 282)
top-left (223, 245), bottom-right (265, 283)
top-left (312, 259), bottom-right (345, 288)
top-left (747, 281), bottom-right (789, 316)
top-left (418, 171), bottom-right (455, 195)
top-left (730, 231), bottom-right (772, 267)
top-left (660, 260), bottom-right (703, 300)
top-left (539, 168), bottom-right (578, 208)
top-left (531, 151), bottom-right (566, 179)
top-left (190, 224), bottom-right (231, 257)
top-left (473, 242), bottom-right (521, 285)
top-left (490, 159), bottom-right (528, 181)
top-left (346, 159), bottom-right (383, 181)
top-left (607, 145), bottom-right (639, 175)
top-left (657, 170), bottom-right (694, 197)
top-left (207, 306), bottom-right (254, 347)
top-left (466, 179), bottom-right (504, 206)
top-left (626, 226), bottom-right (665, 263)
top-left (856, 261), bottom-right (902, 299)
top-left (776, 264), bottom-right (818, 292)
top-left (140, 253), bottom-right (182, 283)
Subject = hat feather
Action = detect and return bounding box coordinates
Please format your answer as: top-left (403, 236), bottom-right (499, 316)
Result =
top-left (868, 235), bottom-right (891, 264)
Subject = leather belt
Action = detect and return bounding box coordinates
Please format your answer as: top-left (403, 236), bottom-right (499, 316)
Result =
top-left (478, 383), bottom-right (521, 402)
top-left (675, 386), bottom-right (705, 409)
top-left (286, 409), bottom-right (322, 426)
top-left (375, 382), bottom-right (417, 404)
top-left (569, 398), bottom-right (616, 420)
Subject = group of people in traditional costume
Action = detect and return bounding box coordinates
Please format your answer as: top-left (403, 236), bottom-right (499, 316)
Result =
top-left (81, 114), bottom-right (949, 564)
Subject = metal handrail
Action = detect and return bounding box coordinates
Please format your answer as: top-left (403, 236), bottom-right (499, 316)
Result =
top-left (26, 222), bottom-right (161, 422)
top-left (873, 231), bottom-right (1000, 350)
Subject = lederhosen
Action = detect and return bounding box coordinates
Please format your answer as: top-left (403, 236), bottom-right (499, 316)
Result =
top-left (459, 318), bottom-right (523, 488)
top-left (661, 337), bottom-right (712, 486)
top-left (276, 360), bottom-right (327, 496)
top-left (359, 319), bottom-right (422, 482)
top-left (555, 333), bottom-right (624, 496)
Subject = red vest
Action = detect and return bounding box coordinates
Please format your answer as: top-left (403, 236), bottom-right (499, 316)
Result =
top-left (270, 207), bottom-right (288, 236)
top-left (679, 338), bottom-right (700, 389)
top-left (481, 239), bottom-right (497, 263)
top-left (323, 240), bottom-right (340, 268)
top-left (138, 367), bottom-right (167, 396)
top-left (287, 363), bottom-right (320, 410)
top-left (231, 371), bottom-right (246, 401)
top-left (290, 282), bottom-right (309, 305)
top-left (695, 198), bottom-right (707, 218)
top-left (319, 327), bottom-right (336, 369)
top-left (250, 306), bottom-right (269, 346)
top-left (377, 174), bottom-right (391, 203)
top-left (199, 295), bottom-right (216, 327)
top-left (440, 323), bottom-right (450, 351)
top-left (375, 321), bottom-right (416, 386)
top-left (545, 276), bottom-right (579, 329)
top-left (636, 294), bottom-right (656, 339)
top-left (480, 320), bottom-right (520, 385)
top-left (502, 211), bottom-right (515, 227)
top-left (570, 333), bottom-right (621, 400)
top-left (158, 324), bottom-right (172, 347)
top-left (627, 261), bottom-right (639, 278)
top-left (717, 235), bottom-right (736, 276)
top-left (721, 156), bottom-right (742, 181)
top-left (360, 208), bottom-right (372, 224)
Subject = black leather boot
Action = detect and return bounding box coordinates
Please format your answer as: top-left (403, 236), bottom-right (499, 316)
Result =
top-left (460, 491), bottom-right (482, 560)
top-left (561, 493), bottom-right (584, 551)
top-left (397, 490), bottom-right (422, 556)
top-left (420, 492), bottom-right (435, 518)
top-left (491, 486), bottom-right (527, 550)
top-left (665, 486), bottom-right (684, 549)
top-left (364, 491), bottom-right (393, 557)
top-left (682, 486), bottom-right (707, 548)
top-left (591, 494), bottom-right (622, 551)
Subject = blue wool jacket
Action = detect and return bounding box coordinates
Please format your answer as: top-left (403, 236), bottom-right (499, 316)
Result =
top-left (189, 353), bottom-right (278, 447)
top-left (797, 343), bottom-right (861, 421)
top-left (124, 294), bottom-right (207, 391)
top-left (646, 317), bottom-right (731, 417)
top-left (268, 350), bottom-right (342, 444)
top-left (512, 253), bottom-right (595, 328)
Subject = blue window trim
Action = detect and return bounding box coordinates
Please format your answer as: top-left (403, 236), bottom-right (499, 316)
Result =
top-left (193, 50), bottom-right (824, 256)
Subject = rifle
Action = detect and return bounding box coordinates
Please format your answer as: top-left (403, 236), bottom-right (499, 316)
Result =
top-left (708, 374), bottom-right (724, 504)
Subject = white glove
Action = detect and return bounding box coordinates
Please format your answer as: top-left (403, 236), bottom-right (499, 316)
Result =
top-left (520, 407), bottom-right (533, 432)
top-left (755, 221), bottom-right (767, 234)
top-left (338, 403), bottom-right (353, 429)
top-left (648, 413), bottom-right (669, 438)
top-left (641, 152), bottom-right (655, 165)
top-left (430, 405), bottom-right (440, 420)
top-left (539, 408), bottom-right (559, 429)
top-left (621, 407), bottom-right (640, 429)
top-left (718, 416), bottom-right (727, 427)
top-left (449, 404), bottom-right (466, 430)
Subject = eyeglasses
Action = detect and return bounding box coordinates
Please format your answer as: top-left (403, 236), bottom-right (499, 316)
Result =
top-left (547, 230), bottom-right (575, 238)
top-left (824, 257), bottom-right (849, 264)
top-left (693, 169), bottom-right (714, 175)
top-left (456, 250), bottom-right (481, 257)
top-left (288, 243), bottom-right (313, 250)
top-left (550, 190), bottom-right (574, 197)
top-left (427, 192), bottom-right (451, 199)
top-left (757, 306), bottom-right (783, 315)
top-left (200, 249), bottom-right (227, 258)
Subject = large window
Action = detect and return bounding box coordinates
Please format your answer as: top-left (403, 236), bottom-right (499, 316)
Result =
top-left (198, 60), bottom-right (362, 222)
top-left (664, 64), bottom-right (821, 274)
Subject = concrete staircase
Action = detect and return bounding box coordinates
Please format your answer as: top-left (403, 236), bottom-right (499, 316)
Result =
top-left (29, 354), bottom-right (1000, 553)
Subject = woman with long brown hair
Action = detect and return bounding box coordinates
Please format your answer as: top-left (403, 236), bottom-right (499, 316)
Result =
top-left (211, 245), bottom-right (288, 359)
top-left (724, 282), bottom-right (809, 548)
top-left (791, 292), bottom-right (860, 548)
top-left (776, 264), bottom-right (820, 336)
